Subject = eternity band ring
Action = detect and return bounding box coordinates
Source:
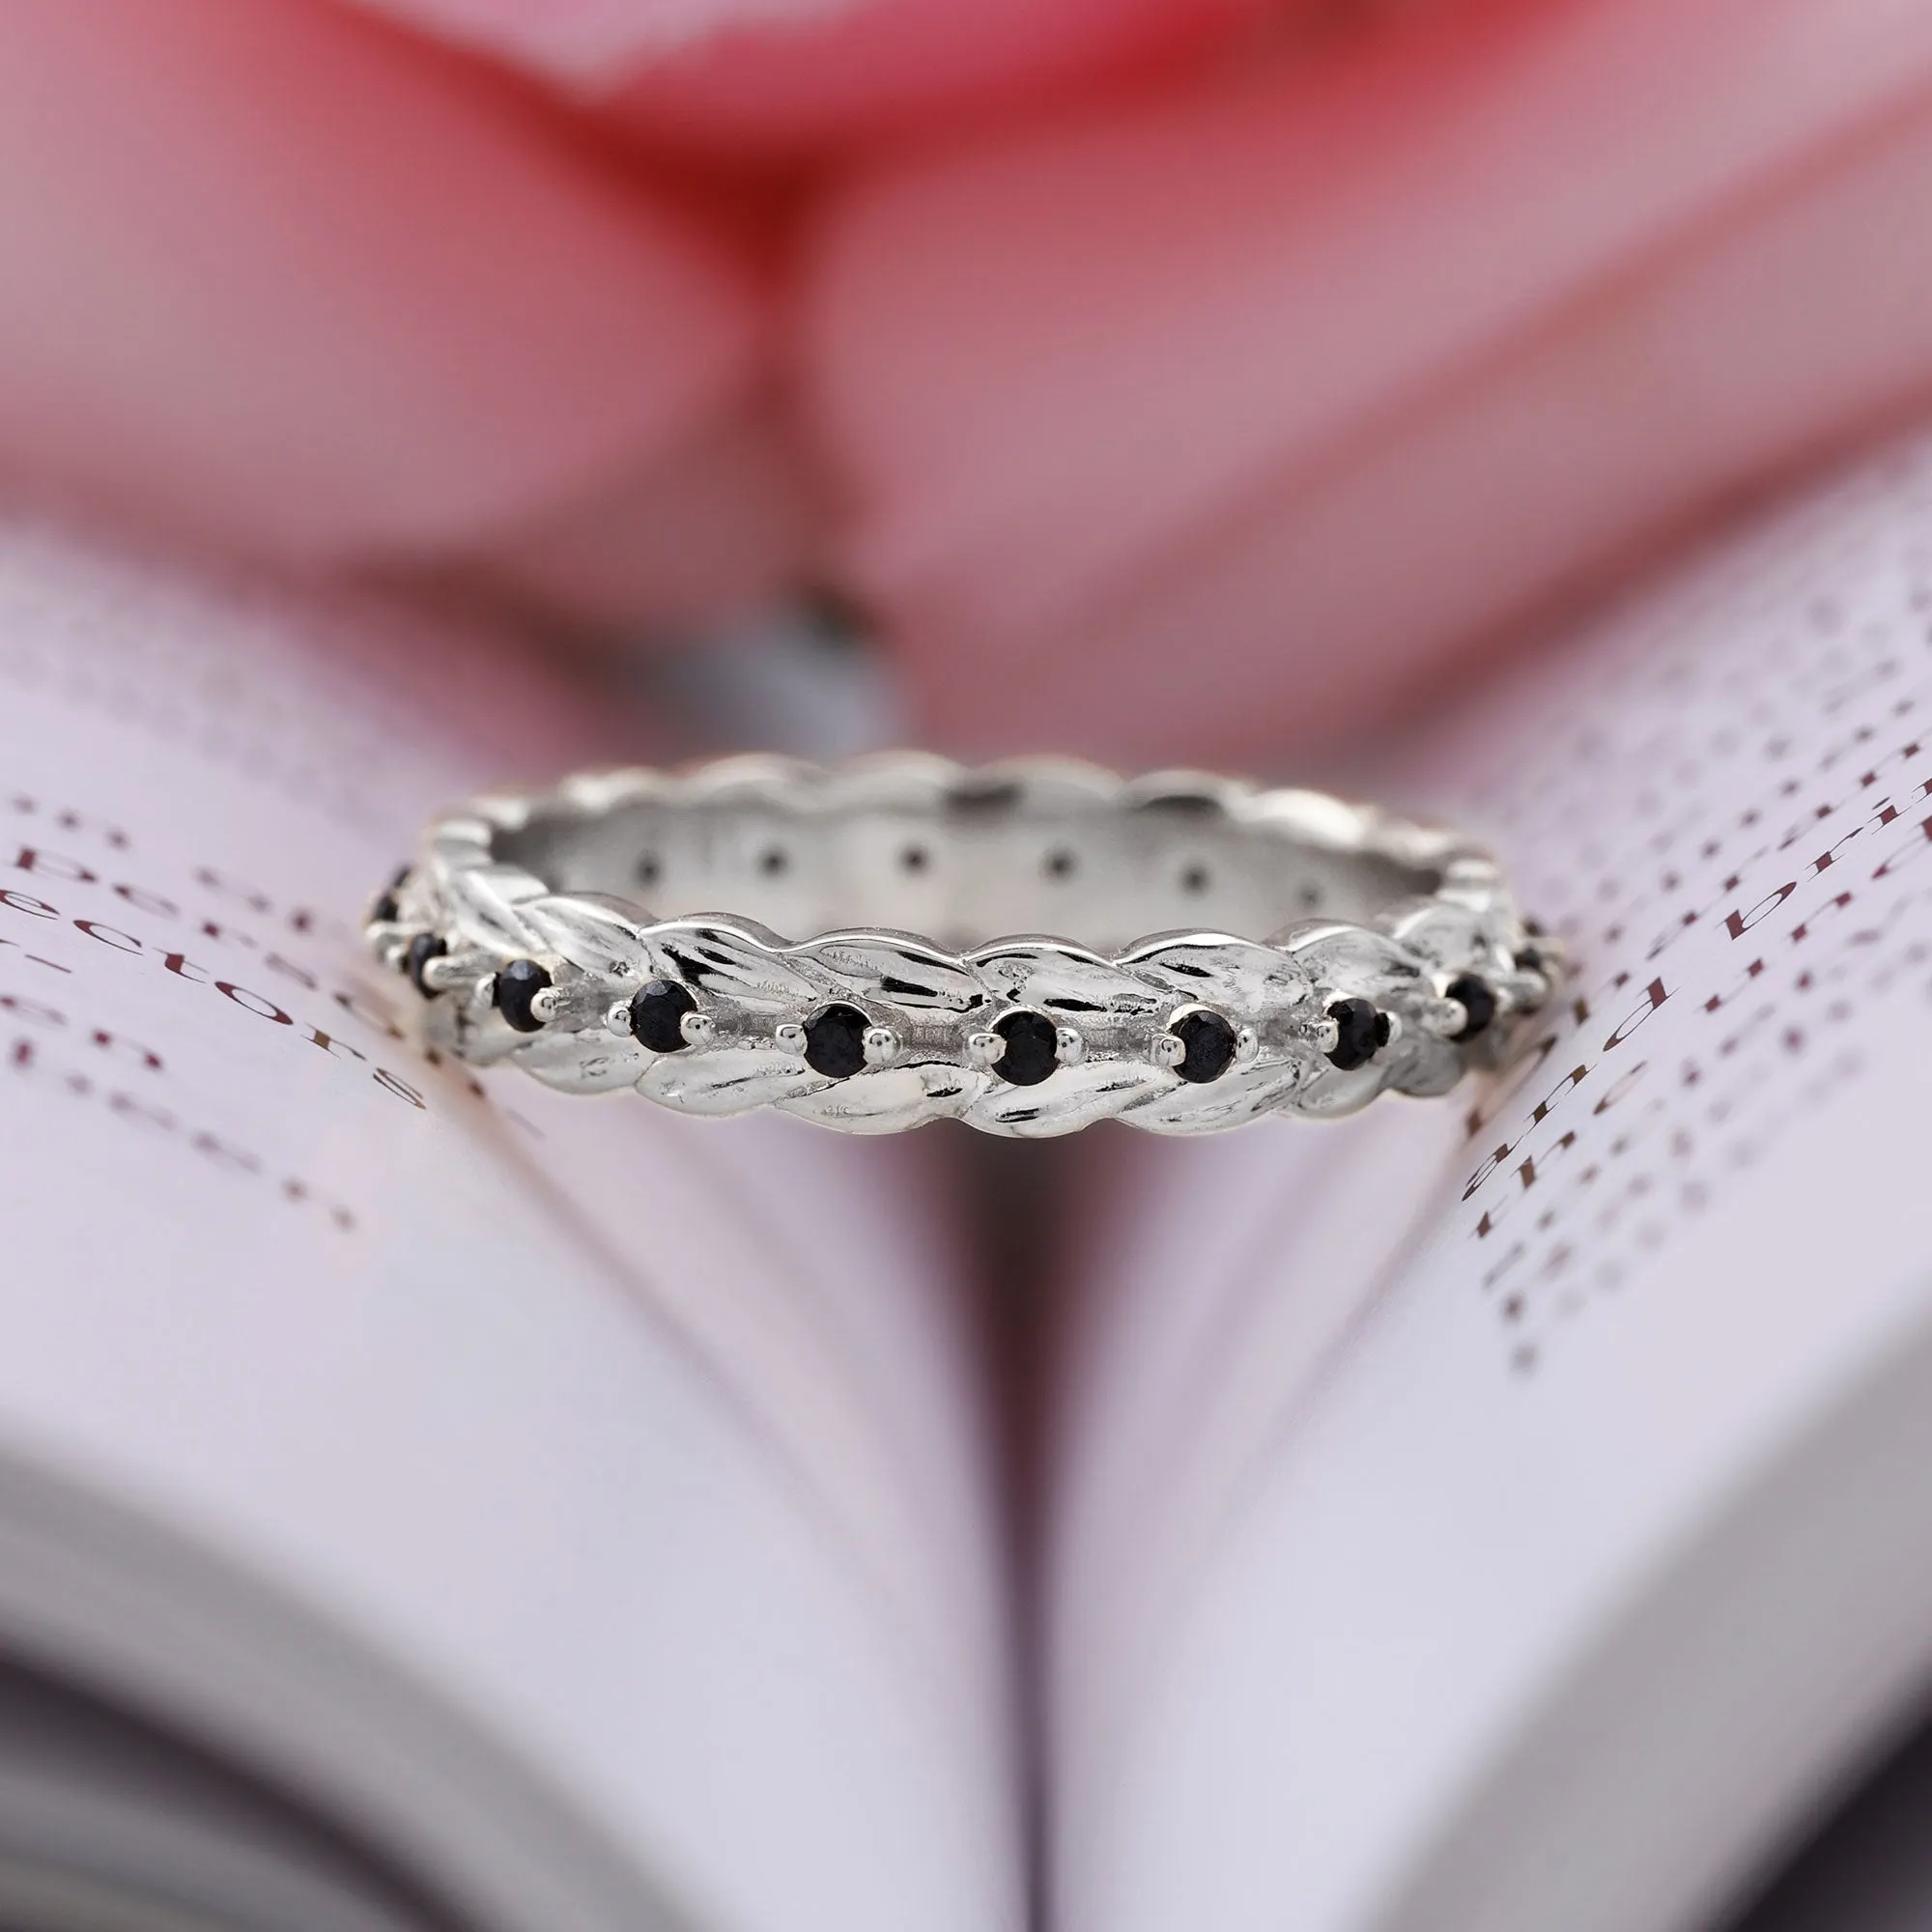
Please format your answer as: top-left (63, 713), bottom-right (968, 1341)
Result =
top-left (364, 754), bottom-right (1559, 1138)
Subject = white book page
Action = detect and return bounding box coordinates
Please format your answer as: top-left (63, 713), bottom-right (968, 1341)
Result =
top-left (0, 525), bottom-right (1019, 1932)
top-left (1052, 434), bottom-right (1932, 1932)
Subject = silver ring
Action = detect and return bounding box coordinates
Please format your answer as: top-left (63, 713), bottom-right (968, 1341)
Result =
top-left (365, 754), bottom-right (1559, 1138)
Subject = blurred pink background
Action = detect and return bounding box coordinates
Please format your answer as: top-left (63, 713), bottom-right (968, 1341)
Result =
top-left (7, 0), bottom-right (1932, 758)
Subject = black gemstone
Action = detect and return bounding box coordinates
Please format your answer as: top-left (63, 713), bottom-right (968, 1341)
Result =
top-left (1445, 973), bottom-right (1496, 1039)
top-left (994, 1009), bottom-right (1059, 1086)
top-left (404, 932), bottom-right (446, 997)
top-left (371, 864), bottom-right (409, 925)
top-left (629, 978), bottom-right (696, 1052)
top-left (1325, 996), bottom-right (1383, 1070)
top-left (805, 1003), bottom-right (869, 1078)
top-left (1172, 1009), bottom-right (1237, 1083)
top-left (494, 957), bottom-right (552, 1034)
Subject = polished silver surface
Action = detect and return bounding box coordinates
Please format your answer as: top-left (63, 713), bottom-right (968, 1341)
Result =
top-left (365, 754), bottom-right (1560, 1137)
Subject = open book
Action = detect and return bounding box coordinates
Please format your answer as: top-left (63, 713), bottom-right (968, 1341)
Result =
top-left (4, 428), bottom-right (1932, 1932)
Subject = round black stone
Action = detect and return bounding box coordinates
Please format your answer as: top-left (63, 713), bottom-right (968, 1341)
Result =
top-left (1172, 1009), bottom-right (1237, 1083)
top-left (1445, 973), bottom-right (1496, 1039)
top-left (1325, 996), bottom-right (1383, 1070)
top-left (404, 932), bottom-right (446, 997)
top-left (994, 1009), bottom-right (1059, 1086)
top-left (494, 957), bottom-right (552, 1034)
top-left (804, 1002), bottom-right (869, 1079)
top-left (628, 978), bottom-right (696, 1052)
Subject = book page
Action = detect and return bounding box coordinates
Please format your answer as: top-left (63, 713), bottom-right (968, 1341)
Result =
top-left (0, 523), bottom-right (1018, 1932)
top-left (1051, 432), bottom-right (1932, 1932)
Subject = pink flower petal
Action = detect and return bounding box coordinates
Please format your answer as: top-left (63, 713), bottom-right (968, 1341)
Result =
top-left (605, 0), bottom-right (1266, 156)
top-left (806, 0), bottom-right (1932, 756)
top-left (476, 390), bottom-right (818, 630)
top-left (350, 0), bottom-right (1266, 151)
top-left (0, 0), bottom-right (774, 582)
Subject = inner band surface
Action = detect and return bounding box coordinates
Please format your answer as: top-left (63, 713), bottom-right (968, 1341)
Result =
top-left (497, 787), bottom-right (1436, 955)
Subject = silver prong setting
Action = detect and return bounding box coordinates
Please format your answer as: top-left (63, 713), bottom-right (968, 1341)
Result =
top-left (679, 1009), bottom-right (717, 1046)
top-left (418, 953), bottom-right (469, 993)
top-left (967, 1030), bottom-right (1004, 1069)
top-left (863, 1025), bottom-right (899, 1067)
top-left (606, 1000), bottom-right (635, 1037)
top-left (1054, 1024), bottom-right (1085, 1065)
top-left (1151, 1031), bottom-right (1187, 1068)
top-left (1495, 969), bottom-right (1551, 1012)
top-left (775, 1021), bottom-right (807, 1053)
top-left (1234, 1024), bottom-right (1260, 1066)
top-left (528, 985), bottom-right (565, 1025)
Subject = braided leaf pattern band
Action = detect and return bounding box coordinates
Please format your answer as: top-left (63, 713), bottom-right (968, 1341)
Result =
top-left (365, 755), bottom-right (1557, 1138)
